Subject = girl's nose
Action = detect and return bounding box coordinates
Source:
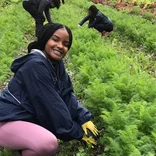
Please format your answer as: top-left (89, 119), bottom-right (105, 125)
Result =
top-left (57, 41), bottom-right (63, 48)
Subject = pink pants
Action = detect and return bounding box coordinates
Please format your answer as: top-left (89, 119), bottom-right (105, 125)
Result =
top-left (0, 121), bottom-right (58, 156)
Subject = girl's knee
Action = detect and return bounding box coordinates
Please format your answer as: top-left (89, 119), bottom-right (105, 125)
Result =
top-left (47, 136), bottom-right (58, 153)
top-left (38, 135), bottom-right (58, 155)
top-left (23, 134), bottom-right (58, 156)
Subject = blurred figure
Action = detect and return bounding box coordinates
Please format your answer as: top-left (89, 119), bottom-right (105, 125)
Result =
top-left (22, 0), bottom-right (64, 37)
top-left (78, 5), bottom-right (113, 37)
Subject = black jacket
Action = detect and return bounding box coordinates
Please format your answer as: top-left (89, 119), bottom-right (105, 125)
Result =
top-left (0, 50), bottom-right (92, 141)
top-left (79, 11), bottom-right (112, 28)
top-left (31, 0), bottom-right (53, 23)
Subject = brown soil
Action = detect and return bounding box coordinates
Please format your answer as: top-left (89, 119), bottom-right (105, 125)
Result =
top-left (92, 0), bottom-right (156, 17)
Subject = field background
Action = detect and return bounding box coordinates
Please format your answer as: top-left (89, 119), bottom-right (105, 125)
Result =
top-left (0, 0), bottom-right (156, 155)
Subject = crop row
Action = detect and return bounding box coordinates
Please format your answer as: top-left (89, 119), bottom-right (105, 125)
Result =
top-left (0, 3), bottom-right (32, 85)
top-left (0, 0), bottom-right (156, 155)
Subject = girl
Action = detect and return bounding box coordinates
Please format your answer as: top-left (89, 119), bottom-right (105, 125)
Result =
top-left (0, 23), bottom-right (98, 156)
top-left (79, 5), bottom-right (113, 37)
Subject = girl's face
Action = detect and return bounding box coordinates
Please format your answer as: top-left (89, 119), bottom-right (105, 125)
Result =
top-left (44, 28), bottom-right (70, 61)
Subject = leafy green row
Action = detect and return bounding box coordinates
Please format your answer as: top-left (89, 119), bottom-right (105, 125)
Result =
top-left (63, 0), bottom-right (156, 53)
top-left (0, 0), bottom-right (156, 155)
top-left (0, 2), bottom-right (33, 84)
top-left (58, 0), bottom-right (156, 155)
top-left (69, 26), bottom-right (156, 156)
top-left (97, 5), bottom-right (156, 53)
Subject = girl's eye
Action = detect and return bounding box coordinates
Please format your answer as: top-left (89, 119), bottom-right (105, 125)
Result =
top-left (63, 41), bottom-right (69, 47)
top-left (52, 37), bottom-right (69, 47)
top-left (51, 36), bottom-right (58, 42)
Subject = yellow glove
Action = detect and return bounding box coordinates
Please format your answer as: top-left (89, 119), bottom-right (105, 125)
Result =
top-left (82, 121), bottom-right (98, 136)
top-left (81, 134), bottom-right (97, 145)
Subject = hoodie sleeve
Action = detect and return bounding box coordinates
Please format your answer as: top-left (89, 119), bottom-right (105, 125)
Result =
top-left (61, 74), bottom-right (92, 125)
top-left (22, 61), bottom-right (84, 141)
top-left (79, 15), bottom-right (90, 26)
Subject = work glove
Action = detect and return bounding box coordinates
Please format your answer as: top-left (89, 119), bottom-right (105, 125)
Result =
top-left (81, 134), bottom-right (97, 145)
top-left (82, 121), bottom-right (98, 136)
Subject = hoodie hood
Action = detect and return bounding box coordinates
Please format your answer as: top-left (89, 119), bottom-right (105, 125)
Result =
top-left (11, 50), bottom-right (45, 73)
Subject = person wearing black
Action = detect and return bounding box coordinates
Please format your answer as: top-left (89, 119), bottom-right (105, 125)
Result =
top-left (22, 0), bottom-right (64, 37)
top-left (79, 5), bottom-right (113, 37)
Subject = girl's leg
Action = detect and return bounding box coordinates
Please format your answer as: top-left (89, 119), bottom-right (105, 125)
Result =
top-left (94, 24), bottom-right (113, 33)
top-left (0, 121), bottom-right (58, 156)
top-left (22, 1), bottom-right (44, 36)
top-left (93, 24), bottom-right (104, 32)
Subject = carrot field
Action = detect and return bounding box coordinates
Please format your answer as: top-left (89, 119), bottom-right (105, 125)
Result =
top-left (0, 0), bottom-right (156, 155)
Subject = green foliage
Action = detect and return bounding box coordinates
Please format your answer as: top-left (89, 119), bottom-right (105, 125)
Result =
top-left (98, 6), bottom-right (156, 52)
top-left (131, 6), bottom-right (141, 15)
top-left (0, 0), bottom-right (11, 9)
top-left (1, 0), bottom-right (156, 155)
top-left (0, 2), bottom-right (32, 84)
top-left (0, 148), bottom-right (11, 156)
top-left (141, 11), bottom-right (155, 21)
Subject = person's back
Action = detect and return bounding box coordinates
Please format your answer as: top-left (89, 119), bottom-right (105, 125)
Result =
top-left (31, 0), bottom-right (60, 9)
top-left (22, 0), bottom-right (61, 36)
top-left (96, 11), bottom-right (112, 25)
top-left (31, 0), bottom-right (41, 6)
